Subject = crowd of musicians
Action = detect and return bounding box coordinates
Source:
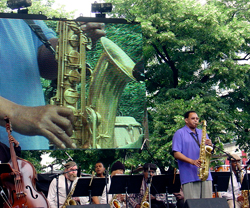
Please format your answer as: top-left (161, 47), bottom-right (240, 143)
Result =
top-left (0, 110), bottom-right (249, 208)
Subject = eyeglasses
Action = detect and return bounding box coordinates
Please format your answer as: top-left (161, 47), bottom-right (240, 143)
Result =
top-left (232, 161), bottom-right (241, 163)
top-left (146, 170), bottom-right (155, 174)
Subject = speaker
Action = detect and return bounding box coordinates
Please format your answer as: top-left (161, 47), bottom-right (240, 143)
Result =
top-left (184, 198), bottom-right (229, 208)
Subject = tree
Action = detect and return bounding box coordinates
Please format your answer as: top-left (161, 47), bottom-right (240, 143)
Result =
top-left (108, 0), bottom-right (250, 168)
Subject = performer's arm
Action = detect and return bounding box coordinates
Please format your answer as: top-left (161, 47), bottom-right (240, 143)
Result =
top-left (0, 96), bottom-right (75, 149)
top-left (37, 23), bottom-right (105, 80)
top-left (173, 151), bottom-right (201, 167)
top-left (92, 196), bottom-right (100, 204)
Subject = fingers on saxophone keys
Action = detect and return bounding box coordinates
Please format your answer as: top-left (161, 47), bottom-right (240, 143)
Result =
top-left (45, 130), bottom-right (76, 149)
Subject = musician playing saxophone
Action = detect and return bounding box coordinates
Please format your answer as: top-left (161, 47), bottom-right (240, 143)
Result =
top-left (220, 154), bottom-right (244, 208)
top-left (47, 161), bottom-right (89, 208)
top-left (172, 111), bottom-right (213, 201)
top-left (0, 18), bottom-right (105, 150)
top-left (129, 163), bottom-right (173, 208)
top-left (92, 161), bottom-right (126, 206)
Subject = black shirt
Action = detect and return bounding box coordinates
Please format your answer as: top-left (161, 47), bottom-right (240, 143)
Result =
top-left (0, 142), bottom-right (21, 163)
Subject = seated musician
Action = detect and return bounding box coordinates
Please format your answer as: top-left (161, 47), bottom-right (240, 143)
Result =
top-left (92, 161), bottom-right (125, 205)
top-left (129, 163), bottom-right (175, 208)
top-left (220, 154), bottom-right (245, 208)
top-left (47, 161), bottom-right (89, 208)
top-left (95, 161), bottom-right (106, 178)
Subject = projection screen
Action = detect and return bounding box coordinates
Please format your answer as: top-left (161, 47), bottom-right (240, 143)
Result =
top-left (0, 14), bottom-right (145, 150)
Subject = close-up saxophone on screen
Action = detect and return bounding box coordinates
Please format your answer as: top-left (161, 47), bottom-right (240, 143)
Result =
top-left (50, 21), bottom-right (136, 149)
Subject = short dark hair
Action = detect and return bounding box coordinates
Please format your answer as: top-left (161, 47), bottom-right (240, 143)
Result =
top-left (111, 161), bottom-right (125, 172)
top-left (143, 163), bottom-right (157, 171)
top-left (95, 161), bottom-right (104, 165)
top-left (184, 111), bottom-right (196, 119)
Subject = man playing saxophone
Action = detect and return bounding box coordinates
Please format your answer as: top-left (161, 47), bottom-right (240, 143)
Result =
top-left (92, 161), bottom-right (126, 206)
top-left (129, 163), bottom-right (172, 208)
top-left (0, 17), bottom-right (105, 150)
top-left (172, 111), bottom-right (213, 201)
top-left (220, 154), bottom-right (245, 208)
top-left (47, 161), bottom-right (89, 208)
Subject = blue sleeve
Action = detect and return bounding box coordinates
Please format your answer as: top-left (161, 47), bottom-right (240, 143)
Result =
top-left (172, 130), bottom-right (183, 153)
top-left (33, 20), bottom-right (56, 45)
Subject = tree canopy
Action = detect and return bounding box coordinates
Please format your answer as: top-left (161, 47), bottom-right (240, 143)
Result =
top-left (108, 0), bottom-right (250, 168)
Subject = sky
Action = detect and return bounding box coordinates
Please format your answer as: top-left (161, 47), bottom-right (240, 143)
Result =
top-left (52, 0), bottom-right (105, 18)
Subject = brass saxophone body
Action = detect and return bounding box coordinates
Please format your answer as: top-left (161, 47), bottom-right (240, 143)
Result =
top-left (51, 21), bottom-right (136, 148)
top-left (241, 190), bottom-right (249, 208)
top-left (51, 21), bottom-right (89, 147)
top-left (140, 186), bottom-right (149, 208)
top-left (140, 177), bottom-right (152, 208)
top-left (109, 194), bottom-right (121, 208)
top-left (62, 178), bottom-right (78, 208)
top-left (239, 169), bottom-right (249, 208)
top-left (198, 120), bottom-right (213, 181)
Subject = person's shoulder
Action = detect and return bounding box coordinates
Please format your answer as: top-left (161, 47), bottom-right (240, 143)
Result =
top-left (175, 126), bottom-right (186, 134)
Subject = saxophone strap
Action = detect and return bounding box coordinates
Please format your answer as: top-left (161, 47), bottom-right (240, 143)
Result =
top-left (190, 132), bottom-right (200, 147)
top-left (65, 177), bottom-right (73, 197)
top-left (23, 19), bottom-right (56, 55)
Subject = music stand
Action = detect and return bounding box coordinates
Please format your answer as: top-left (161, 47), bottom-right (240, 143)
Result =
top-left (72, 177), bottom-right (107, 203)
top-left (154, 174), bottom-right (181, 194)
top-left (109, 175), bottom-right (143, 194)
top-left (0, 163), bottom-right (13, 174)
top-left (241, 173), bottom-right (250, 190)
top-left (211, 172), bottom-right (231, 197)
top-left (151, 174), bottom-right (181, 208)
top-left (109, 175), bottom-right (143, 207)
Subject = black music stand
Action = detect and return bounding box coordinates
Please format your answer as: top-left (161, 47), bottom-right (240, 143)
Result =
top-left (109, 174), bottom-right (143, 194)
top-left (151, 174), bottom-right (181, 208)
top-left (241, 173), bottom-right (250, 190)
top-left (0, 163), bottom-right (13, 174)
top-left (151, 174), bottom-right (181, 194)
top-left (211, 172), bottom-right (231, 197)
top-left (109, 175), bottom-right (143, 207)
top-left (72, 177), bottom-right (107, 203)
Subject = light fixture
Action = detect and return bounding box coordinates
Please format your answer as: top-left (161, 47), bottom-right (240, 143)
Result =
top-left (7, 0), bottom-right (32, 10)
top-left (91, 2), bottom-right (112, 18)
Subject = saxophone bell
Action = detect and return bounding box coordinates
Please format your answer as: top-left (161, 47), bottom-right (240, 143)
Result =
top-left (110, 197), bottom-right (121, 208)
top-left (62, 178), bottom-right (79, 208)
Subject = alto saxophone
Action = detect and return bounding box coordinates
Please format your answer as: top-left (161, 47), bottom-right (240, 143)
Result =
top-left (109, 194), bottom-right (121, 208)
top-left (51, 21), bottom-right (136, 148)
top-left (140, 186), bottom-right (149, 208)
top-left (239, 169), bottom-right (249, 208)
top-left (140, 177), bottom-right (152, 208)
top-left (241, 190), bottom-right (249, 208)
top-left (198, 120), bottom-right (213, 181)
top-left (62, 178), bottom-right (78, 208)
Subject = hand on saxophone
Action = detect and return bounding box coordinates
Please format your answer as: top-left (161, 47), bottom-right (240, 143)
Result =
top-left (0, 97), bottom-right (76, 149)
top-left (237, 195), bottom-right (244, 203)
top-left (80, 22), bottom-right (106, 46)
top-left (205, 139), bottom-right (212, 146)
top-left (192, 159), bottom-right (201, 167)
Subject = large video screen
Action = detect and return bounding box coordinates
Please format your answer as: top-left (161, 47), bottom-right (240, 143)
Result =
top-left (0, 15), bottom-right (145, 150)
